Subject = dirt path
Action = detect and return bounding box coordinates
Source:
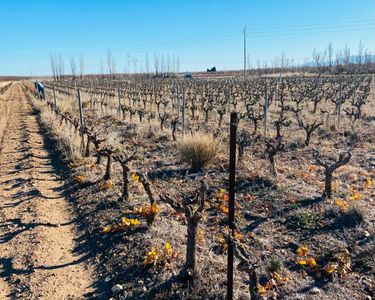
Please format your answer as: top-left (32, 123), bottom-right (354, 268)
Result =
top-left (0, 83), bottom-right (94, 299)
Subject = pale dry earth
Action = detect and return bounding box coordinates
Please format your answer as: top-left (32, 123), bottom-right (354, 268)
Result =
top-left (0, 82), bottom-right (94, 299)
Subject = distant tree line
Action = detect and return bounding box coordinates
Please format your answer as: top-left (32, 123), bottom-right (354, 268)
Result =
top-left (50, 41), bottom-right (374, 81)
top-left (50, 50), bottom-right (182, 81)
top-left (246, 42), bottom-right (375, 76)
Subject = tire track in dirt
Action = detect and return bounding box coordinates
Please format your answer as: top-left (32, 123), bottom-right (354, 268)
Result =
top-left (0, 83), bottom-right (94, 299)
top-left (0, 82), bottom-right (14, 151)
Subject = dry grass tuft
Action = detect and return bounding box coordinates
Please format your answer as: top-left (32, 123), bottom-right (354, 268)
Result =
top-left (178, 134), bottom-right (218, 172)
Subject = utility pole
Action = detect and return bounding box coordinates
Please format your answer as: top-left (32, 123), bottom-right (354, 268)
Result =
top-left (243, 27), bottom-right (247, 79)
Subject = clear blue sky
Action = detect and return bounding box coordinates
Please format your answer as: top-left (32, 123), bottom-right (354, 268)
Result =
top-left (0, 0), bottom-right (374, 76)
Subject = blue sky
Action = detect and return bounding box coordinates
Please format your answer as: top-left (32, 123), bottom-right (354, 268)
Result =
top-left (0, 0), bottom-right (374, 76)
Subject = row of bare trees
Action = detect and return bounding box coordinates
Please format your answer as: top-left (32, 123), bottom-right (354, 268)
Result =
top-left (50, 53), bottom-right (85, 81)
top-left (51, 50), bottom-right (182, 82)
top-left (50, 40), bottom-right (375, 82)
top-left (312, 41), bottom-right (375, 75)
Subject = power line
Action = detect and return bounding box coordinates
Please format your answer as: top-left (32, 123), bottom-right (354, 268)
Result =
top-left (0, 19), bottom-right (374, 60)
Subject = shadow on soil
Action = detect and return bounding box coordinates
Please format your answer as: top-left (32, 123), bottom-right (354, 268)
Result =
top-left (30, 109), bottom-right (109, 298)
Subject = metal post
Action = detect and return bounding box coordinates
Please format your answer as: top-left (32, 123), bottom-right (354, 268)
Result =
top-left (117, 87), bottom-right (121, 117)
top-left (90, 83), bottom-right (93, 108)
top-left (264, 84), bottom-right (268, 136)
top-left (175, 82), bottom-right (179, 116)
top-left (53, 85), bottom-right (57, 109)
top-left (338, 81), bottom-right (343, 126)
top-left (77, 89), bottom-right (85, 151)
top-left (77, 89), bottom-right (84, 127)
top-left (227, 112), bottom-right (237, 300)
top-left (228, 80), bottom-right (232, 112)
top-left (182, 87), bottom-right (186, 137)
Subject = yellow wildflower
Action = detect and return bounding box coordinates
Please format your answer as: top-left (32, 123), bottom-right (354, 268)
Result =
top-left (197, 228), bottom-right (205, 245)
top-left (102, 226), bottom-right (111, 234)
top-left (307, 258), bottom-right (317, 267)
top-left (257, 284), bottom-right (267, 296)
top-left (296, 245), bottom-right (308, 257)
top-left (144, 248), bottom-right (159, 265)
top-left (165, 242), bottom-right (172, 255)
top-left (296, 259), bottom-right (307, 266)
top-left (136, 204), bottom-right (159, 217)
top-left (99, 179), bottom-right (113, 190)
top-left (121, 217), bottom-right (140, 227)
top-left (234, 230), bottom-right (244, 241)
top-left (335, 199), bottom-right (349, 211)
top-left (75, 175), bottom-right (85, 184)
top-left (217, 234), bottom-right (228, 252)
top-left (219, 204), bottom-right (229, 214)
top-left (349, 192), bottom-right (361, 201)
top-left (365, 177), bottom-right (373, 189)
top-left (324, 263), bottom-right (338, 274)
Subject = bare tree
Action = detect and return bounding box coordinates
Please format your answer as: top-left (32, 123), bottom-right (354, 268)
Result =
top-left (107, 50), bottom-right (116, 78)
top-left (160, 53), bottom-right (165, 77)
top-left (176, 56), bottom-right (180, 74)
top-left (126, 54), bottom-right (131, 73)
top-left (69, 55), bottom-right (77, 80)
top-left (58, 53), bottom-right (65, 81)
top-left (313, 48), bottom-right (324, 74)
top-left (100, 59), bottom-right (105, 78)
top-left (335, 50), bottom-right (343, 73)
top-left (247, 53), bottom-right (251, 73)
top-left (327, 43), bottom-right (334, 73)
top-left (280, 51), bottom-right (286, 69)
top-left (79, 55), bottom-right (85, 79)
top-left (154, 52), bottom-right (160, 76)
top-left (357, 40), bottom-right (364, 73)
top-left (132, 58), bottom-right (137, 73)
top-left (167, 53), bottom-right (171, 77)
top-left (343, 44), bottom-right (351, 68)
top-left (172, 54), bottom-right (176, 74)
top-left (50, 54), bottom-right (57, 81)
top-left (145, 53), bottom-right (149, 75)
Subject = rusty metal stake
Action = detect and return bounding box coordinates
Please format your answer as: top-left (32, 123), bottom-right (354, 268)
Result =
top-left (227, 112), bottom-right (237, 300)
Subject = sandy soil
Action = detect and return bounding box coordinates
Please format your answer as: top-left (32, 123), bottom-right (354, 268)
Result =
top-left (0, 83), bottom-right (94, 299)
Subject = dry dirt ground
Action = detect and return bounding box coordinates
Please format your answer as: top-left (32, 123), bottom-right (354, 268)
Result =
top-left (0, 82), bottom-right (94, 299)
top-left (2, 79), bottom-right (373, 299)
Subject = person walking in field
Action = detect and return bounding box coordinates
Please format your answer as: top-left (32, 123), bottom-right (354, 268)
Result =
top-left (34, 81), bottom-right (45, 99)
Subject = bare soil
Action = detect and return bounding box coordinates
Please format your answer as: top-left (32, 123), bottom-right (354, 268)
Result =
top-left (1, 78), bottom-right (374, 299)
top-left (0, 83), bottom-right (94, 299)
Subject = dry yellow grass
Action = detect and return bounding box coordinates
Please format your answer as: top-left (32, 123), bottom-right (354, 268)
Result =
top-left (178, 133), bottom-right (218, 172)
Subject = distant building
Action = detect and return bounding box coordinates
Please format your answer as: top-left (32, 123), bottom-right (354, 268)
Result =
top-left (184, 72), bottom-right (192, 79)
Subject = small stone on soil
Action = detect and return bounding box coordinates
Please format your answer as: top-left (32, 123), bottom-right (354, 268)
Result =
top-left (311, 287), bottom-right (321, 294)
top-left (111, 284), bottom-right (124, 293)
